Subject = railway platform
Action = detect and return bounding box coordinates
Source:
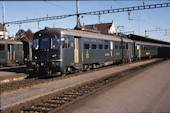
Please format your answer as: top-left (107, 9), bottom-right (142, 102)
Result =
top-left (0, 66), bottom-right (29, 84)
top-left (59, 59), bottom-right (170, 113)
top-left (1, 58), bottom-right (162, 111)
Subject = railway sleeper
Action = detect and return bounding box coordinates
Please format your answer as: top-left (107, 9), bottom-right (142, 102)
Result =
top-left (45, 100), bottom-right (64, 105)
top-left (33, 104), bottom-right (58, 109)
top-left (22, 107), bottom-right (50, 113)
top-left (31, 106), bottom-right (52, 111)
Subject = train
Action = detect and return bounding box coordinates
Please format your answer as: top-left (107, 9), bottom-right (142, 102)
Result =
top-left (0, 39), bottom-right (32, 67)
top-left (31, 27), bottom-right (170, 75)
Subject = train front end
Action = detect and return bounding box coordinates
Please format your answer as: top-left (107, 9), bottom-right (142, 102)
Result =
top-left (31, 31), bottom-right (61, 75)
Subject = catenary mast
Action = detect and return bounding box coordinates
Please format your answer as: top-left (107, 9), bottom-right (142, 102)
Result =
top-left (74, 0), bottom-right (82, 30)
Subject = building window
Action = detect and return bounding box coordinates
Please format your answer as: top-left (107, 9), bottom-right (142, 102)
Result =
top-left (84, 39), bottom-right (90, 49)
top-left (92, 39), bottom-right (97, 49)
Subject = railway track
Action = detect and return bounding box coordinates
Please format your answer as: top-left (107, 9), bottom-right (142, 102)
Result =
top-left (0, 59), bottom-right (132, 93)
top-left (1, 58), bottom-right (164, 113)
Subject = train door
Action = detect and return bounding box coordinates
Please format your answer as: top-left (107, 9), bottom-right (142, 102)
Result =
top-left (74, 38), bottom-right (79, 63)
top-left (137, 45), bottom-right (141, 58)
top-left (128, 43), bottom-right (131, 60)
top-left (8, 44), bottom-right (13, 61)
top-left (110, 41), bottom-right (113, 56)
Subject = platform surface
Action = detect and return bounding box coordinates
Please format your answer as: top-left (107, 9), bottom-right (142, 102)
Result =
top-left (59, 59), bottom-right (170, 113)
top-left (1, 59), bottom-right (160, 110)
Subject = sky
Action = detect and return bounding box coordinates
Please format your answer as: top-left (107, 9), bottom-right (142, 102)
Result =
top-left (0, 1), bottom-right (170, 42)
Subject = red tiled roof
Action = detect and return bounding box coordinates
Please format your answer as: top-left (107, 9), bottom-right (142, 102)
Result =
top-left (83, 23), bottom-right (112, 33)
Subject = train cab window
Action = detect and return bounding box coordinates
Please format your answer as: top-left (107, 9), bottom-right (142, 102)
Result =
top-left (0, 44), bottom-right (5, 51)
top-left (99, 40), bottom-right (103, 49)
top-left (40, 38), bottom-right (49, 50)
top-left (51, 37), bottom-right (60, 49)
top-left (84, 39), bottom-right (90, 49)
top-left (104, 40), bottom-right (109, 49)
top-left (33, 38), bottom-right (39, 50)
top-left (92, 39), bottom-right (97, 49)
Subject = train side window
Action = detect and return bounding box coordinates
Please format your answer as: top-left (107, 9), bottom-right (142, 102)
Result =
top-left (126, 43), bottom-right (128, 49)
top-left (51, 38), bottom-right (60, 49)
top-left (0, 44), bottom-right (5, 51)
top-left (92, 39), bottom-right (97, 49)
top-left (17, 45), bottom-right (21, 51)
top-left (62, 38), bottom-right (70, 49)
top-left (104, 40), bottom-right (109, 49)
top-left (119, 42), bottom-right (122, 49)
top-left (122, 43), bottom-right (125, 49)
top-left (115, 42), bottom-right (118, 49)
top-left (84, 39), bottom-right (90, 49)
top-left (137, 45), bottom-right (140, 50)
top-left (99, 40), bottom-right (103, 49)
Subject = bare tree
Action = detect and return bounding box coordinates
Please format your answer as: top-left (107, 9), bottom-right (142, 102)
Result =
top-left (16, 29), bottom-right (34, 40)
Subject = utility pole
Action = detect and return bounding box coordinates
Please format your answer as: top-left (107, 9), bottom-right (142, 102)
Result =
top-left (2, 0), bottom-right (6, 39)
top-left (74, 0), bottom-right (82, 30)
top-left (98, 14), bottom-right (101, 24)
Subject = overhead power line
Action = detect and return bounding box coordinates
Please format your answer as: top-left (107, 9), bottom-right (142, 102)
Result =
top-left (145, 29), bottom-right (170, 37)
top-left (4, 2), bottom-right (170, 25)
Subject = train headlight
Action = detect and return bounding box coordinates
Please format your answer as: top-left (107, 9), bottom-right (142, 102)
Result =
top-left (34, 56), bottom-right (37, 59)
top-left (41, 62), bottom-right (44, 66)
top-left (52, 54), bottom-right (57, 58)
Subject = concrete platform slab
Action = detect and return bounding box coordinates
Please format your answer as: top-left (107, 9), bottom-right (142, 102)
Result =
top-left (0, 66), bottom-right (29, 84)
top-left (59, 60), bottom-right (170, 113)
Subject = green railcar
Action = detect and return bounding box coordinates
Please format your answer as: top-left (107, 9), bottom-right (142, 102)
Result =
top-left (0, 39), bottom-right (23, 66)
top-left (31, 27), bottom-right (134, 75)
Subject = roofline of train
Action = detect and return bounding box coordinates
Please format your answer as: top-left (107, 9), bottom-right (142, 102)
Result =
top-left (33, 27), bottom-right (170, 48)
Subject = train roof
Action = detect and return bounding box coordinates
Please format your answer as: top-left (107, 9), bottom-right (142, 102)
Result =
top-left (34, 27), bottom-right (133, 43)
top-left (128, 34), bottom-right (170, 45)
top-left (135, 40), bottom-right (170, 48)
top-left (0, 39), bottom-right (22, 44)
